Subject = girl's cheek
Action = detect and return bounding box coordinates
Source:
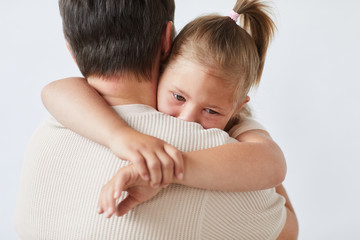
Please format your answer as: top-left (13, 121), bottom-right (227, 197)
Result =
top-left (199, 117), bottom-right (216, 130)
top-left (201, 115), bottom-right (228, 130)
top-left (169, 105), bottom-right (181, 118)
top-left (159, 99), bottom-right (178, 117)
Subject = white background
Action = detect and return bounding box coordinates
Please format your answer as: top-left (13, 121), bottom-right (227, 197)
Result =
top-left (1, 0), bottom-right (359, 239)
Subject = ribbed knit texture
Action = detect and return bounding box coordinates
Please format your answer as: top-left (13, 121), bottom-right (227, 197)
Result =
top-left (14, 104), bottom-right (286, 239)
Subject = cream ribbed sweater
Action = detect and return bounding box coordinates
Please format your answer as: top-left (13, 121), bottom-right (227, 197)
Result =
top-left (14, 104), bottom-right (286, 240)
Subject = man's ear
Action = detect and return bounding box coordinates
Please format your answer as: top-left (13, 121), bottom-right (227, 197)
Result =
top-left (160, 21), bottom-right (173, 61)
top-left (66, 41), bottom-right (77, 65)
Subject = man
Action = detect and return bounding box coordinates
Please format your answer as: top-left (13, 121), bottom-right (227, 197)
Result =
top-left (14, 0), bottom-right (295, 239)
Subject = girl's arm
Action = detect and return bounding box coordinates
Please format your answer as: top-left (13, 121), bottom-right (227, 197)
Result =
top-left (41, 77), bottom-right (183, 187)
top-left (174, 129), bottom-right (287, 192)
top-left (42, 78), bottom-right (285, 192)
top-left (42, 77), bottom-right (124, 146)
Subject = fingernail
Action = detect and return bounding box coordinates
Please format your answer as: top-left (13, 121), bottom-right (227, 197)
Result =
top-left (113, 191), bottom-right (119, 199)
top-left (97, 207), bottom-right (102, 213)
top-left (106, 207), bottom-right (113, 217)
top-left (177, 173), bottom-right (183, 180)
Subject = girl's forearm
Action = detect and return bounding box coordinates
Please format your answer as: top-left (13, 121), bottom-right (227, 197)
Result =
top-left (174, 130), bottom-right (287, 192)
top-left (41, 77), bottom-right (128, 147)
top-left (42, 78), bottom-right (184, 186)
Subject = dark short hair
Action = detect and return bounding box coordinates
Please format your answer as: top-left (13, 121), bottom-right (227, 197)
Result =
top-left (59, 0), bottom-right (175, 79)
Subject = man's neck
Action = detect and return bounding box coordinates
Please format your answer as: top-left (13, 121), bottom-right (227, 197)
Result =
top-left (87, 74), bottom-right (158, 109)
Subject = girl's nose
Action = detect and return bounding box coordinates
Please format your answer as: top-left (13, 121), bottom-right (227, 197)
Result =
top-left (178, 106), bottom-right (198, 123)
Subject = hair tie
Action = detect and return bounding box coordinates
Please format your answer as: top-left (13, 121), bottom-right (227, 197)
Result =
top-left (228, 10), bottom-right (240, 22)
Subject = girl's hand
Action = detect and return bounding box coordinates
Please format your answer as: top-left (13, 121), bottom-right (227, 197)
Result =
top-left (97, 164), bottom-right (163, 218)
top-left (109, 127), bottom-right (184, 188)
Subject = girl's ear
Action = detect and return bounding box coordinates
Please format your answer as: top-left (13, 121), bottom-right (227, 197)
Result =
top-left (160, 21), bottom-right (173, 61)
top-left (233, 96), bottom-right (250, 116)
top-left (66, 41), bottom-right (77, 65)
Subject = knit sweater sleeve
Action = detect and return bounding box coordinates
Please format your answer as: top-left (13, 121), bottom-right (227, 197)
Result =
top-left (14, 106), bottom-right (285, 240)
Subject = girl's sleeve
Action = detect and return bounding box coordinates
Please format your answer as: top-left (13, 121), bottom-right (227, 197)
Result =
top-left (228, 117), bottom-right (267, 139)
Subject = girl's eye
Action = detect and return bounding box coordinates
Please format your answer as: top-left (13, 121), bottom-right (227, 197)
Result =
top-left (205, 108), bottom-right (219, 115)
top-left (173, 93), bottom-right (185, 102)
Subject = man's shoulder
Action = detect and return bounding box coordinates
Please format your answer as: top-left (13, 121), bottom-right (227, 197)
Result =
top-left (112, 104), bottom-right (237, 151)
top-left (112, 104), bottom-right (159, 116)
top-left (36, 104), bottom-right (236, 152)
top-left (112, 104), bottom-right (218, 132)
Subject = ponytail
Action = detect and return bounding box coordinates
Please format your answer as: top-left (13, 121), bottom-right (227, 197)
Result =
top-left (233, 0), bottom-right (276, 85)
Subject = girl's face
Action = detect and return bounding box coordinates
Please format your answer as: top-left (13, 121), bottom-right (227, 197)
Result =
top-left (157, 57), bottom-right (246, 130)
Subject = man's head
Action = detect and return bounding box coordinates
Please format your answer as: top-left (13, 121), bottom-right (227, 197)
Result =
top-left (59, 0), bottom-right (175, 79)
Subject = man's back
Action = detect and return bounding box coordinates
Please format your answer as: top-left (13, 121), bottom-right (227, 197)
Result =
top-left (14, 104), bottom-right (286, 240)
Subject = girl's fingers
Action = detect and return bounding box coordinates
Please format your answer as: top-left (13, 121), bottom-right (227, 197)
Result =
top-left (104, 188), bottom-right (117, 218)
top-left (98, 181), bottom-right (117, 218)
top-left (130, 152), bottom-right (149, 181)
top-left (164, 144), bottom-right (184, 181)
top-left (116, 195), bottom-right (141, 217)
top-left (142, 152), bottom-right (162, 188)
top-left (156, 150), bottom-right (174, 186)
top-left (97, 205), bottom-right (104, 214)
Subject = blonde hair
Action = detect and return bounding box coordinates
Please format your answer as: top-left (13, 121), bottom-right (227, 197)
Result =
top-left (167, 0), bottom-right (276, 128)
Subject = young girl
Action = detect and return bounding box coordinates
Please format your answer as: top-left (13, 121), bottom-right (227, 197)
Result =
top-left (43, 0), bottom-right (298, 237)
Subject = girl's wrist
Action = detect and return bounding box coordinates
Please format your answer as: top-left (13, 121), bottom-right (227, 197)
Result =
top-left (107, 124), bottom-right (133, 149)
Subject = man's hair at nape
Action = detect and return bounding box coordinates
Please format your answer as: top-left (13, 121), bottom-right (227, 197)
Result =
top-left (59, 0), bottom-right (175, 79)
